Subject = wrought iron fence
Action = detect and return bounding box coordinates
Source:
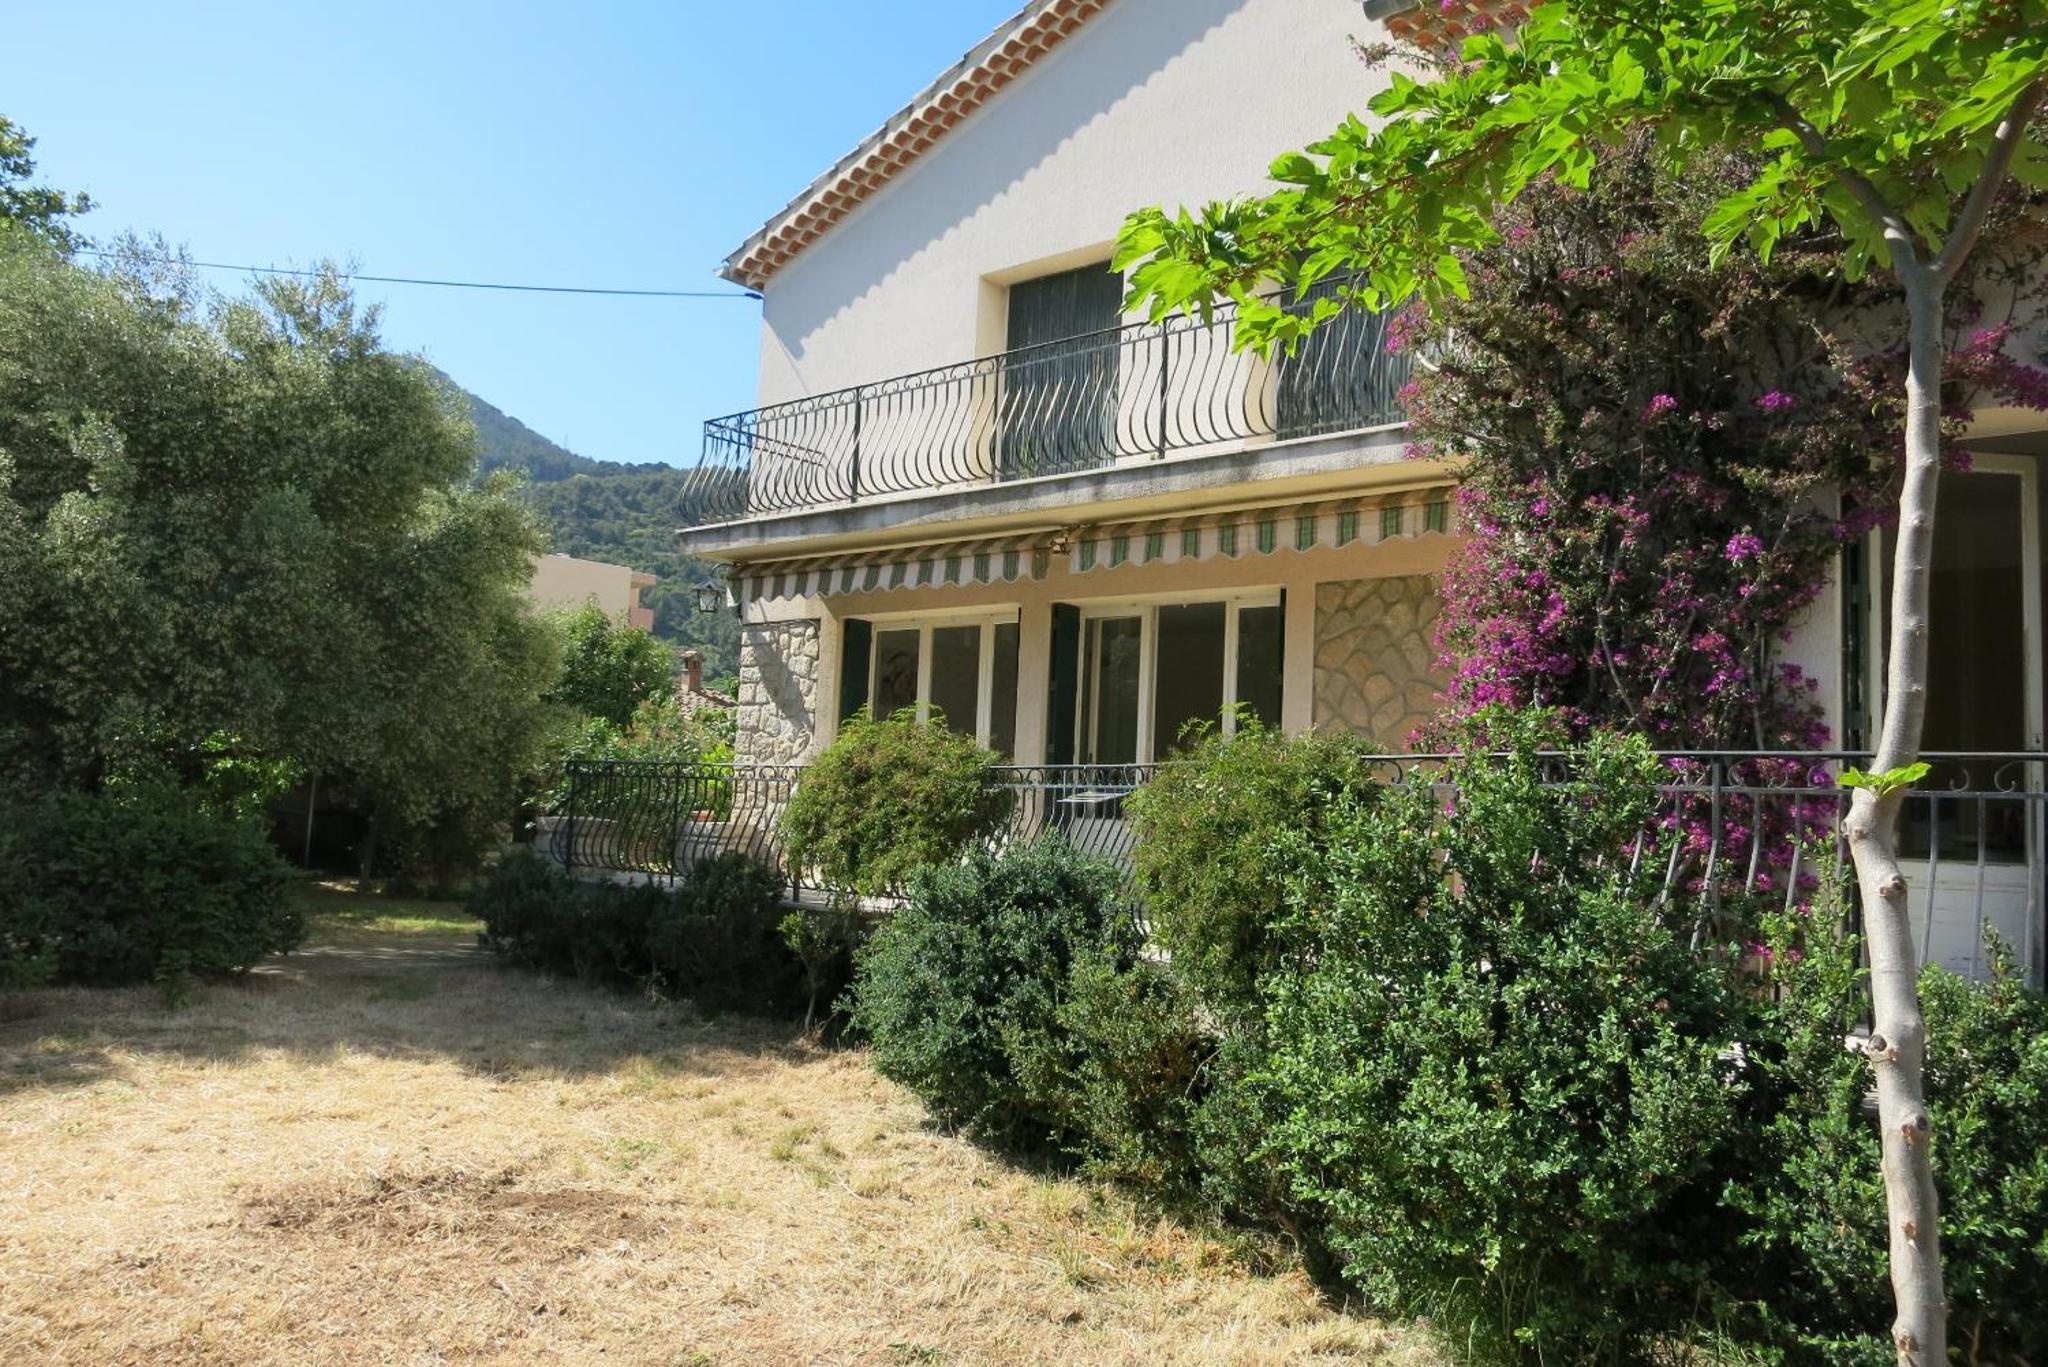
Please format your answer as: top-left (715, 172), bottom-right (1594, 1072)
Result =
top-left (543, 751), bottom-right (2047, 984)
top-left (539, 761), bottom-right (802, 879)
top-left (679, 291), bottom-right (1410, 526)
top-left (543, 760), bottom-right (1157, 895)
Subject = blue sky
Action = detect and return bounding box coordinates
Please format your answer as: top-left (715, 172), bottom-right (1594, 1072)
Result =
top-left (11, 1), bottom-right (1023, 468)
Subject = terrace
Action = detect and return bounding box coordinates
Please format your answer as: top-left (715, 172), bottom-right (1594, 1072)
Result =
top-left (543, 751), bottom-right (2048, 986)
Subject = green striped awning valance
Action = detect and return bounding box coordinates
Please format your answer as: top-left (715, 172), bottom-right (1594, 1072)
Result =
top-left (736, 533), bottom-right (1048, 603)
top-left (1068, 488), bottom-right (1456, 577)
top-left (733, 489), bottom-right (1457, 603)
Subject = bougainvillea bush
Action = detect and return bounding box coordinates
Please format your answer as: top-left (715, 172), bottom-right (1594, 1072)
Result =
top-left (1403, 138), bottom-right (2048, 898)
top-left (1403, 139), bottom-right (1898, 753)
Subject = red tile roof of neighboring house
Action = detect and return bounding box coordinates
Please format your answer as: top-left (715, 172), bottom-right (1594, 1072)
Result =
top-left (720, 0), bottom-right (1116, 292)
top-left (676, 650), bottom-right (737, 717)
top-left (1363, 0), bottom-right (1528, 50)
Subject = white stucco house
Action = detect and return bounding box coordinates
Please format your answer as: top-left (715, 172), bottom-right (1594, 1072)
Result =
top-left (682, 0), bottom-right (1452, 769)
top-left (675, 0), bottom-right (2048, 983)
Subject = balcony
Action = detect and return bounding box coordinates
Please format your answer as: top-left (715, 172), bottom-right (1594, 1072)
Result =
top-left (678, 292), bottom-right (1412, 528)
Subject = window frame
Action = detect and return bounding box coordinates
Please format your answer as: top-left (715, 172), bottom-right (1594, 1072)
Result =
top-left (1075, 588), bottom-right (1284, 765)
top-left (861, 606), bottom-right (1021, 750)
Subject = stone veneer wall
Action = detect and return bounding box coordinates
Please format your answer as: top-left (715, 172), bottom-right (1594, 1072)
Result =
top-left (1314, 575), bottom-right (1447, 749)
top-left (736, 619), bottom-right (821, 766)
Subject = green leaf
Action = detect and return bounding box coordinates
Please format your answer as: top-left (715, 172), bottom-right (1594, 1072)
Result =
top-left (1270, 151), bottom-right (1323, 187)
top-left (1838, 763), bottom-right (1933, 797)
top-left (1434, 253), bottom-right (1470, 300)
top-left (1609, 48), bottom-right (1647, 103)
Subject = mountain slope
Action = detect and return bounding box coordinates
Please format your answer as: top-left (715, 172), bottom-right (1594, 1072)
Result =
top-left (437, 369), bottom-right (738, 677)
top-left (430, 365), bottom-right (665, 482)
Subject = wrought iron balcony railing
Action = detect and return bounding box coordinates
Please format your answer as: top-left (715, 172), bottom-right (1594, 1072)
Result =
top-left (678, 291), bottom-right (1412, 526)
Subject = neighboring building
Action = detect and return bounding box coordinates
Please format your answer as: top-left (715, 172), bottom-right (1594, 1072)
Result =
top-left (676, 649), bottom-right (737, 718)
top-left (676, 0), bottom-right (2047, 982)
top-left (529, 553), bottom-right (657, 630)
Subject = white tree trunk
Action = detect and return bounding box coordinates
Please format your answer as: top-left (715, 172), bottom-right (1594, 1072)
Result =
top-left (1841, 266), bottom-right (1947, 1365)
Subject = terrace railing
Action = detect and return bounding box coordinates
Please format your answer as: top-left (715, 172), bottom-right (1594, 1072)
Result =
top-left (542, 752), bottom-right (2046, 983)
top-left (542, 760), bottom-right (1157, 892)
top-left (678, 288), bottom-right (1410, 526)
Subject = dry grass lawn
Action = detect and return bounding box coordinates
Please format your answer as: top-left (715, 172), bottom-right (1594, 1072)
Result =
top-left (0, 882), bottom-right (1426, 1365)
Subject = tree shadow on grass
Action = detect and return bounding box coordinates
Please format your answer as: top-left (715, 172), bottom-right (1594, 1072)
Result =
top-left (913, 1086), bottom-right (1369, 1318)
top-left (0, 891), bottom-right (824, 1098)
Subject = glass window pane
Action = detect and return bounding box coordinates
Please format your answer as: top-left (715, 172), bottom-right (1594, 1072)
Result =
top-left (873, 629), bottom-right (921, 721)
top-left (990, 622), bottom-right (1020, 758)
top-left (1085, 616), bottom-right (1143, 764)
top-left (1235, 604), bottom-right (1284, 730)
top-left (929, 625), bottom-right (982, 737)
top-left (1153, 602), bottom-right (1227, 758)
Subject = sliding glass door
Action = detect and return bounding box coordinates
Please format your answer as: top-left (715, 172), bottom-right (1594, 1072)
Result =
top-left (1080, 615), bottom-right (1143, 765)
top-left (858, 615), bottom-right (1021, 755)
top-left (1076, 594), bottom-right (1284, 765)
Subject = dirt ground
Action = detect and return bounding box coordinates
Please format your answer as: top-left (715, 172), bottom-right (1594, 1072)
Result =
top-left (0, 883), bottom-right (1424, 1366)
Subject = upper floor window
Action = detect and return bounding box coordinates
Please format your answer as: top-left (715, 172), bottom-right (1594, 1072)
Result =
top-left (1001, 262), bottom-right (1124, 480)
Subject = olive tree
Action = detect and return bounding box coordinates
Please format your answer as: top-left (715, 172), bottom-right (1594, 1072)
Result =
top-left (0, 235), bottom-right (559, 885)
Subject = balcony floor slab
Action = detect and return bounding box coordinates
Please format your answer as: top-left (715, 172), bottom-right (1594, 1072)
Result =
top-left (678, 422), bottom-right (1420, 561)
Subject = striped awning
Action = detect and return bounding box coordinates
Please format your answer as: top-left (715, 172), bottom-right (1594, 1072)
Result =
top-left (737, 534), bottom-right (1049, 604)
top-left (736, 487), bottom-right (1456, 603)
top-left (1068, 489), bottom-right (1455, 577)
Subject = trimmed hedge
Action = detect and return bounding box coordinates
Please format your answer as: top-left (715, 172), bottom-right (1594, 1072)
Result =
top-left (470, 849), bottom-right (850, 1022)
top-left (0, 788), bottom-right (301, 987)
top-left (1253, 718), bottom-right (1745, 1359)
top-left (848, 837), bottom-right (1124, 1147)
top-left (1125, 721), bottom-right (1375, 1019)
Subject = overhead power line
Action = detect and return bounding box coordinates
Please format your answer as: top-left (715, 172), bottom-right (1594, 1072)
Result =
top-left (77, 250), bottom-right (760, 300)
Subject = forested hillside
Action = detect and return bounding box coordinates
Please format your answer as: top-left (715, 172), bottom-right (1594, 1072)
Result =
top-left (442, 370), bottom-right (739, 678)
top-left (466, 381), bottom-right (666, 482)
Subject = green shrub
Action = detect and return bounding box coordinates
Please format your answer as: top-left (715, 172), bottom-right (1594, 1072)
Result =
top-left (0, 936), bottom-right (58, 991)
top-left (0, 788), bottom-right (301, 986)
top-left (476, 849), bottom-right (799, 1014)
top-left (849, 837), bottom-right (1121, 1148)
top-left (780, 710), bottom-right (1015, 899)
top-left (471, 848), bottom-right (580, 969)
top-left (779, 906), bottom-right (865, 1034)
top-left (580, 880), bottom-right (669, 985)
top-left (1125, 722), bottom-right (1376, 1018)
top-left (645, 852), bottom-right (799, 1015)
top-left (1042, 948), bottom-right (1214, 1196)
top-left (1187, 1033), bottom-right (1323, 1243)
top-left (1255, 712), bottom-right (1746, 1361)
top-left (1727, 915), bottom-right (2048, 1364)
top-left (532, 692), bottom-right (735, 812)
